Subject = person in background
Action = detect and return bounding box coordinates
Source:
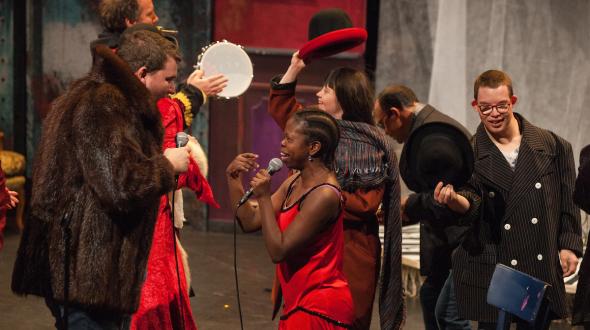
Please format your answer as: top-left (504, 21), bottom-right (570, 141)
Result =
top-left (0, 160), bottom-right (19, 251)
top-left (94, 0), bottom-right (228, 128)
top-left (373, 85), bottom-right (471, 330)
top-left (572, 144), bottom-right (590, 330)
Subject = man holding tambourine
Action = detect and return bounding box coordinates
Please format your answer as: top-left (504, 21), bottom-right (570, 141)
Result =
top-left (92, 0), bottom-right (228, 129)
top-left (91, 2), bottom-right (224, 330)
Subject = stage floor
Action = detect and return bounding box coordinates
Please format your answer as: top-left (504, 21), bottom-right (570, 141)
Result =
top-left (0, 225), bottom-right (577, 329)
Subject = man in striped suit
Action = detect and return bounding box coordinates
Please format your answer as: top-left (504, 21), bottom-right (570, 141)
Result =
top-left (437, 70), bottom-right (583, 329)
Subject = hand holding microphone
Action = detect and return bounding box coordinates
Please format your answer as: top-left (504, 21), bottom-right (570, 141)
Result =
top-left (237, 158), bottom-right (283, 207)
top-left (164, 132), bottom-right (190, 173)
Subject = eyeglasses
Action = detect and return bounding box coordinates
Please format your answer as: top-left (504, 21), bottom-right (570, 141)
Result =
top-left (372, 109), bottom-right (387, 128)
top-left (477, 101), bottom-right (511, 115)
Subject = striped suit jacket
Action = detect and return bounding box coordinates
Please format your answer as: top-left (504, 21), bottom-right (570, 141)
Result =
top-left (452, 113), bottom-right (583, 322)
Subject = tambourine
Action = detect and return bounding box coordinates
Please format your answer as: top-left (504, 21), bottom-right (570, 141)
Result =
top-left (196, 40), bottom-right (254, 99)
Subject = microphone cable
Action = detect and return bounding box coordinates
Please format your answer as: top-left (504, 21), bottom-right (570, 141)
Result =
top-left (231, 158), bottom-right (282, 330)
top-left (171, 186), bottom-right (186, 330)
top-left (233, 205), bottom-right (245, 330)
top-left (171, 131), bottom-right (189, 330)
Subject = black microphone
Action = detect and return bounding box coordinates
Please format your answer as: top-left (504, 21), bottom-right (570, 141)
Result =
top-left (237, 158), bottom-right (283, 207)
top-left (176, 132), bottom-right (189, 148)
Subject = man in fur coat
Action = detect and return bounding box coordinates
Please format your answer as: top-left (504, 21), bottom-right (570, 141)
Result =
top-left (12, 30), bottom-right (190, 329)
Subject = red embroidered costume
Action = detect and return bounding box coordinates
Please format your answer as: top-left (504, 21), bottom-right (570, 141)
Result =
top-left (130, 98), bottom-right (217, 330)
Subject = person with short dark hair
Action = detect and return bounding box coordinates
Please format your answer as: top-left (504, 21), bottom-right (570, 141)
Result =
top-left (99, 0), bottom-right (157, 34)
top-left (11, 29), bottom-right (190, 330)
top-left (374, 84), bottom-right (472, 330)
top-left (226, 108), bottom-right (354, 329)
top-left (269, 52), bottom-right (403, 330)
top-left (374, 85), bottom-right (420, 142)
top-left (438, 69), bottom-right (582, 329)
top-left (116, 27), bottom-right (180, 74)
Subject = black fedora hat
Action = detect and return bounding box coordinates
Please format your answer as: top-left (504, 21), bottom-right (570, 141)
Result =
top-left (401, 122), bottom-right (474, 192)
top-left (298, 8), bottom-right (367, 63)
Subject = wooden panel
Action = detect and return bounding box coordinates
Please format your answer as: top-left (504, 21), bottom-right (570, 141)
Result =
top-left (214, 0), bottom-right (366, 54)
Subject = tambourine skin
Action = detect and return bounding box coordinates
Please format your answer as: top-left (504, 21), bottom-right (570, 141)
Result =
top-left (196, 40), bottom-right (254, 98)
top-left (298, 27), bottom-right (367, 62)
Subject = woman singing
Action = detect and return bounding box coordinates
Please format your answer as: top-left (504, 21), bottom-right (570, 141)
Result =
top-left (226, 109), bottom-right (354, 329)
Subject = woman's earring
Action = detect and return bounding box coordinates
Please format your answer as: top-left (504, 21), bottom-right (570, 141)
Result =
top-left (308, 156), bottom-right (313, 162)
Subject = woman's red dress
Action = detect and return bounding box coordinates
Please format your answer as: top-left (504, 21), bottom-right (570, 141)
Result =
top-left (277, 181), bottom-right (354, 329)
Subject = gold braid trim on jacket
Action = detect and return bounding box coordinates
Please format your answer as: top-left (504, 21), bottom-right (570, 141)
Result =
top-left (172, 91), bottom-right (193, 127)
top-left (172, 89), bottom-right (208, 127)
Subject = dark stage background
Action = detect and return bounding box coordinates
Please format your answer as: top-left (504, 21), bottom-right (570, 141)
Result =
top-left (1, 0), bottom-right (589, 229)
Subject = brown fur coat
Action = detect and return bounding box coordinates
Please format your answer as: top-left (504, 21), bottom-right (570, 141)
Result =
top-left (12, 45), bottom-right (175, 315)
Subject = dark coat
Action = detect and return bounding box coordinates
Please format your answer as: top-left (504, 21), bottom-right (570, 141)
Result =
top-left (11, 45), bottom-right (176, 315)
top-left (452, 113), bottom-right (582, 322)
top-left (402, 105), bottom-right (471, 277)
top-left (573, 144), bottom-right (590, 325)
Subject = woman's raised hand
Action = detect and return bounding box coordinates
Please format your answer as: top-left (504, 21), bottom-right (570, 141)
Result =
top-left (226, 153), bottom-right (259, 179)
top-left (279, 51), bottom-right (306, 84)
top-left (289, 51), bottom-right (306, 71)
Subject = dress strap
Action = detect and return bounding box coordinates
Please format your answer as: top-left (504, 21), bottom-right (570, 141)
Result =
top-left (300, 183), bottom-right (341, 203)
top-left (282, 181), bottom-right (342, 212)
top-left (282, 173), bottom-right (302, 209)
top-left (298, 183), bottom-right (342, 213)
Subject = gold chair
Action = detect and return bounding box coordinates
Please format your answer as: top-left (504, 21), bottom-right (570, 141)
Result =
top-left (0, 131), bottom-right (26, 231)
